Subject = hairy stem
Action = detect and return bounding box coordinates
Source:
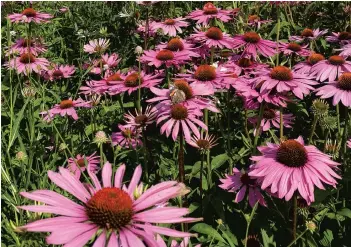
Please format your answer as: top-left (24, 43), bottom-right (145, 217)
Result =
top-left (292, 194), bottom-right (297, 241)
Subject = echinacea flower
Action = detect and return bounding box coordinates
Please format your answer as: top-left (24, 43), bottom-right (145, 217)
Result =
top-left (315, 72), bottom-right (351, 107)
top-left (140, 49), bottom-right (190, 68)
top-left (187, 132), bottom-right (218, 152)
top-left (6, 53), bottom-right (49, 75)
top-left (148, 78), bottom-right (219, 113)
top-left (156, 103), bottom-right (207, 141)
top-left (290, 28), bottom-right (328, 42)
top-left (187, 2), bottom-right (232, 25)
top-left (157, 37), bottom-right (200, 59)
top-left (18, 162), bottom-right (200, 246)
top-left (83, 72), bottom-right (123, 95)
top-left (279, 42), bottom-right (311, 57)
top-left (151, 17), bottom-right (188, 36)
top-left (110, 71), bottom-right (162, 95)
top-left (326, 31), bottom-right (351, 44)
top-left (84, 38), bottom-right (110, 54)
top-left (91, 53), bottom-right (121, 74)
top-left (8, 38), bottom-right (47, 56)
top-left (40, 98), bottom-right (91, 122)
top-left (190, 27), bottom-right (234, 49)
top-left (227, 56), bottom-right (268, 75)
top-left (249, 137), bottom-right (341, 205)
top-left (250, 108), bottom-right (294, 133)
top-left (232, 31), bottom-right (277, 58)
top-left (179, 64), bottom-right (231, 90)
top-left (253, 66), bottom-right (318, 99)
top-left (247, 15), bottom-right (271, 28)
top-left (111, 124), bottom-right (142, 149)
top-left (124, 106), bottom-right (157, 128)
top-left (293, 53), bottom-right (325, 74)
top-left (157, 236), bottom-right (201, 247)
top-left (347, 139), bottom-right (351, 149)
top-left (219, 168), bottom-right (267, 207)
top-left (310, 55), bottom-right (351, 82)
top-left (137, 21), bottom-right (157, 37)
top-left (8, 7), bottom-right (52, 23)
top-left (67, 152), bottom-right (100, 179)
top-left (336, 43), bottom-right (351, 58)
top-left (44, 64), bottom-right (75, 81)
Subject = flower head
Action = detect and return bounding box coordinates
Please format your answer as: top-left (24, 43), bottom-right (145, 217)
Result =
top-left (219, 168), bottom-right (267, 207)
top-left (290, 28), bottom-right (327, 42)
top-left (157, 37), bottom-right (200, 59)
top-left (187, 2), bottom-right (232, 25)
top-left (18, 163), bottom-right (200, 246)
top-left (44, 64), bottom-right (75, 81)
top-left (140, 49), bottom-right (190, 68)
top-left (8, 8), bottom-right (52, 23)
top-left (315, 72), bottom-right (351, 107)
top-left (84, 38), bottom-right (110, 54)
top-left (6, 53), bottom-right (49, 75)
top-left (311, 99), bottom-right (329, 118)
top-left (279, 42), bottom-right (311, 57)
top-left (187, 132), bottom-right (218, 152)
top-left (293, 53), bottom-right (325, 74)
top-left (16, 151), bottom-right (27, 161)
top-left (311, 55), bottom-right (351, 82)
top-left (326, 31), bottom-right (351, 45)
top-left (40, 98), bottom-right (91, 122)
top-left (190, 27), bottom-right (234, 49)
top-left (111, 124), bottom-right (142, 149)
top-left (249, 137), bottom-right (341, 205)
top-left (67, 152), bottom-right (100, 179)
top-left (232, 32), bottom-right (277, 59)
top-left (8, 38), bottom-right (47, 56)
top-left (124, 106), bottom-right (157, 128)
top-left (151, 17), bottom-right (188, 36)
top-left (94, 131), bottom-right (109, 145)
top-left (247, 14), bottom-right (271, 28)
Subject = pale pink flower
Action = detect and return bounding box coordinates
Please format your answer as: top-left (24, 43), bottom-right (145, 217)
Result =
top-left (18, 163), bottom-right (200, 246)
top-left (111, 124), bottom-right (142, 149)
top-left (347, 139), bottom-right (351, 149)
top-left (44, 64), bottom-right (75, 81)
top-left (310, 55), bottom-right (351, 82)
top-left (219, 168), bottom-right (267, 207)
top-left (187, 132), bottom-right (218, 151)
top-left (40, 98), bottom-right (91, 122)
top-left (326, 31), bottom-right (351, 45)
top-left (190, 27), bottom-right (234, 49)
top-left (124, 106), bottom-right (157, 128)
top-left (157, 37), bottom-right (200, 59)
top-left (151, 17), bottom-right (188, 36)
top-left (279, 42), bottom-right (311, 57)
top-left (187, 2), bottom-right (232, 25)
top-left (84, 38), bottom-right (110, 54)
top-left (8, 38), bottom-right (46, 56)
top-left (290, 28), bottom-right (328, 42)
top-left (67, 152), bottom-right (100, 179)
top-left (336, 43), bottom-right (351, 58)
top-left (6, 53), bottom-right (49, 75)
top-left (81, 72), bottom-right (123, 95)
top-left (293, 53), bottom-right (325, 74)
top-left (249, 137), bottom-right (340, 205)
top-left (8, 7), bottom-right (52, 23)
top-left (247, 14), bottom-right (271, 29)
top-left (140, 49), bottom-right (190, 68)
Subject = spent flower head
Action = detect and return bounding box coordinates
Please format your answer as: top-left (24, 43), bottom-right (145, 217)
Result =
top-left (311, 99), bottom-right (329, 118)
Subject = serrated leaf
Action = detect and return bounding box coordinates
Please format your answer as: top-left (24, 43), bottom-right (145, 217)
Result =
top-left (261, 229), bottom-right (276, 247)
top-left (191, 223), bottom-right (226, 243)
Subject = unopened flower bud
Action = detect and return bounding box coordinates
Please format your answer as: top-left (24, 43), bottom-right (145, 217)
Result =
top-left (135, 46), bottom-right (143, 55)
top-left (94, 131), bottom-right (108, 145)
top-left (306, 221), bottom-right (317, 232)
top-left (59, 143), bottom-right (68, 151)
top-left (16, 151), bottom-right (27, 161)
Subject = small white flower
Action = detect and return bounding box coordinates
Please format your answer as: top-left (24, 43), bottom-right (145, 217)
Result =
top-left (103, 64), bottom-right (109, 70)
top-left (135, 46), bottom-right (143, 55)
top-left (10, 31), bottom-right (17, 36)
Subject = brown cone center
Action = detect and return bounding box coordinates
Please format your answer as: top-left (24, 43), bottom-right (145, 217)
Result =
top-left (194, 65), bottom-right (217, 81)
top-left (276, 140), bottom-right (308, 168)
top-left (124, 73), bottom-right (143, 87)
top-left (328, 55), bottom-right (345, 66)
top-left (19, 53), bottom-right (36, 64)
top-left (60, 99), bottom-right (74, 109)
top-left (243, 32), bottom-right (260, 43)
top-left (337, 72), bottom-right (351, 91)
top-left (166, 38), bottom-right (184, 51)
top-left (205, 27), bottom-right (223, 40)
top-left (22, 8), bottom-right (37, 17)
top-left (171, 104), bottom-right (188, 120)
top-left (156, 50), bottom-right (174, 61)
top-left (270, 66), bottom-right (293, 81)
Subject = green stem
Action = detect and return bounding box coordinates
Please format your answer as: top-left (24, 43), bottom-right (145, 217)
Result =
top-left (244, 202), bottom-right (259, 247)
top-left (276, 7), bottom-right (281, 66)
top-left (253, 103), bottom-right (264, 152)
top-left (292, 194), bottom-right (297, 241)
top-left (210, 46), bottom-right (215, 64)
top-left (336, 104), bottom-right (341, 137)
top-left (280, 107), bottom-right (284, 140)
top-left (200, 152), bottom-right (205, 209)
top-left (308, 115), bottom-right (318, 144)
top-left (141, 128), bottom-right (149, 180)
top-left (137, 57), bottom-right (141, 113)
top-left (323, 129), bottom-right (330, 152)
top-left (178, 128), bottom-right (185, 184)
top-left (287, 229), bottom-right (308, 247)
top-left (341, 107), bottom-right (350, 163)
top-left (144, 8), bottom-right (149, 50)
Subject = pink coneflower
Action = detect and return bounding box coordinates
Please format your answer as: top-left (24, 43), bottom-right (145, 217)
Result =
top-left (190, 27), bottom-right (234, 49)
top-left (140, 49), bottom-right (189, 68)
top-left (326, 31), bottom-right (351, 44)
top-left (40, 98), bottom-right (91, 122)
top-left (187, 2), bottom-right (232, 25)
top-left (249, 108), bottom-right (295, 133)
top-left (157, 103), bottom-right (207, 141)
top-left (249, 137), bottom-right (340, 205)
top-left (8, 38), bottom-right (46, 56)
top-left (18, 162), bottom-right (200, 246)
top-left (187, 132), bottom-right (218, 152)
top-left (137, 21), bottom-right (157, 37)
top-left (310, 55), bottom-right (351, 82)
top-left (6, 53), bottom-right (49, 75)
top-left (67, 152), bottom-right (100, 179)
top-left (233, 79), bottom-right (291, 107)
top-left (315, 72), bottom-right (351, 107)
top-left (247, 15), bottom-right (271, 28)
top-left (219, 168), bottom-right (267, 207)
top-left (232, 31), bottom-right (277, 58)
top-left (44, 64), bottom-right (75, 81)
top-left (148, 78), bottom-right (219, 113)
top-left (157, 37), bottom-right (200, 59)
top-left (91, 53), bottom-right (121, 74)
top-left (179, 64), bottom-right (230, 89)
top-left (84, 38), bottom-right (110, 54)
top-left (124, 106), bottom-right (157, 128)
top-left (110, 71), bottom-right (162, 95)
top-left (85, 72), bottom-right (123, 95)
top-left (59, 7), bottom-right (69, 13)
top-left (157, 236), bottom-right (201, 247)
top-left (290, 28), bottom-right (328, 42)
top-left (253, 66), bottom-right (318, 99)
top-left (279, 42), bottom-right (311, 57)
top-left (347, 139), bottom-right (351, 149)
top-left (151, 17), bottom-right (188, 36)
top-left (337, 43), bottom-right (351, 58)
top-left (8, 7), bottom-right (52, 23)
top-left (111, 124), bottom-right (142, 149)
top-left (227, 56), bottom-right (269, 75)
top-left (293, 53), bottom-right (325, 74)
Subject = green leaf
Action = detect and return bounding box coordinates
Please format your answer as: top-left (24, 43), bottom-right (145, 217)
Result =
top-left (319, 229), bottom-right (333, 247)
top-left (337, 208), bottom-right (351, 219)
top-left (191, 223), bottom-right (226, 243)
top-left (261, 229), bottom-right (276, 247)
top-left (219, 225), bottom-right (238, 247)
top-left (211, 153), bottom-right (229, 170)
